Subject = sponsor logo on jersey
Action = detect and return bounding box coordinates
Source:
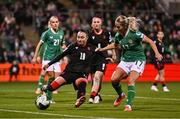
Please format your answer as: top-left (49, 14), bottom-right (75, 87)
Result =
top-left (50, 36), bottom-right (53, 39)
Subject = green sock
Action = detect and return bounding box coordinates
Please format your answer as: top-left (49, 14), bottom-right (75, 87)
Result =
top-left (46, 77), bottom-right (55, 100)
top-left (37, 75), bottom-right (45, 89)
top-left (126, 85), bottom-right (135, 106)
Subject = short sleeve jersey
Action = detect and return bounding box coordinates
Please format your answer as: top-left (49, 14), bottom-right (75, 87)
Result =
top-left (114, 29), bottom-right (146, 62)
top-left (88, 29), bottom-right (112, 64)
top-left (41, 28), bottom-right (64, 60)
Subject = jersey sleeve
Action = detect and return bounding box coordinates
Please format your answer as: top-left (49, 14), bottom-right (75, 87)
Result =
top-left (135, 31), bottom-right (144, 41)
top-left (60, 31), bottom-right (65, 46)
top-left (40, 31), bottom-right (48, 43)
top-left (48, 43), bottom-right (75, 66)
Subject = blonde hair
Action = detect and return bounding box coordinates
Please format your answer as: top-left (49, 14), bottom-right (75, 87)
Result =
top-left (48, 16), bottom-right (59, 28)
top-left (115, 15), bottom-right (141, 32)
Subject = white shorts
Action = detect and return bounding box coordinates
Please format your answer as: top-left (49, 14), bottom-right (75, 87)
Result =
top-left (117, 60), bottom-right (146, 75)
top-left (42, 60), bottom-right (61, 73)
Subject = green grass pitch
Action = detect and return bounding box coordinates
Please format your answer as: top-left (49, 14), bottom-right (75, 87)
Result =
top-left (0, 82), bottom-right (180, 118)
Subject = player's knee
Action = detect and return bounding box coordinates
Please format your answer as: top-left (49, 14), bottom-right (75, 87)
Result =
top-left (111, 74), bottom-right (120, 82)
top-left (128, 79), bottom-right (136, 85)
top-left (75, 78), bottom-right (87, 86)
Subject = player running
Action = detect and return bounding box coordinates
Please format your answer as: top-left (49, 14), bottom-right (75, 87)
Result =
top-left (96, 15), bottom-right (162, 111)
top-left (150, 31), bottom-right (170, 92)
top-left (88, 16), bottom-right (115, 104)
top-left (42, 30), bottom-right (96, 108)
top-left (32, 16), bottom-right (65, 102)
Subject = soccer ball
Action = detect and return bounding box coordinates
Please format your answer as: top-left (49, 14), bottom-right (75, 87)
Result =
top-left (35, 94), bottom-right (50, 110)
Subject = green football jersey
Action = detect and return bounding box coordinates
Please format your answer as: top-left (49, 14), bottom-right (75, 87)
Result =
top-left (114, 29), bottom-right (146, 62)
top-left (40, 28), bottom-right (64, 60)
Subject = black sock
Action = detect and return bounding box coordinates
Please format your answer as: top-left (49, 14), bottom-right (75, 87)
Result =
top-left (112, 81), bottom-right (123, 96)
top-left (153, 83), bottom-right (158, 86)
top-left (77, 82), bottom-right (86, 99)
top-left (162, 84), bottom-right (166, 87)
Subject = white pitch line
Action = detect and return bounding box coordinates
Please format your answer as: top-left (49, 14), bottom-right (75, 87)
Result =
top-left (101, 94), bottom-right (180, 101)
top-left (0, 108), bottom-right (116, 119)
top-left (135, 96), bottom-right (180, 101)
top-left (0, 108), bottom-right (84, 118)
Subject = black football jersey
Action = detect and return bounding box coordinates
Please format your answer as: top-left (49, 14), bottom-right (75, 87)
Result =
top-left (88, 29), bottom-right (112, 64)
top-left (48, 43), bottom-right (96, 74)
top-left (151, 38), bottom-right (164, 59)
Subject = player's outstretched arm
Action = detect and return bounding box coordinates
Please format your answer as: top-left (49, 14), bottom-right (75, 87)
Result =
top-left (95, 43), bottom-right (118, 52)
top-left (47, 44), bottom-right (74, 67)
top-left (143, 35), bottom-right (163, 61)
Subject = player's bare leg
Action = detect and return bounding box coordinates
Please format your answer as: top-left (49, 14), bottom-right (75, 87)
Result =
top-left (89, 71), bottom-right (103, 103)
top-left (159, 69), bottom-right (170, 92)
top-left (112, 67), bottom-right (127, 107)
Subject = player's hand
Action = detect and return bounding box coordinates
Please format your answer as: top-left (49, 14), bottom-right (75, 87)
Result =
top-left (95, 48), bottom-right (102, 52)
top-left (155, 53), bottom-right (163, 61)
top-left (37, 56), bottom-right (42, 63)
top-left (43, 64), bottom-right (49, 70)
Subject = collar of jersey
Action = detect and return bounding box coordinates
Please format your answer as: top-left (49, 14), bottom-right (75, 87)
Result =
top-left (50, 28), bottom-right (59, 34)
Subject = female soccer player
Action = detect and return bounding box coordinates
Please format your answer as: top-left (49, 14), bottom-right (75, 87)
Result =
top-left (32, 16), bottom-right (65, 102)
top-left (151, 31), bottom-right (170, 92)
top-left (42, 30), bottom-right (96, 108)
top-left (96, 15), bottom-right (162, 111)
top-left (88, 16), bottom-right (115, 103)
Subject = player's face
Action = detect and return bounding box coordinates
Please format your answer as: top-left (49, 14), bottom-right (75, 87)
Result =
top-left (115, 21), bottom-right (124, 33)
top-left (50, 17), bottom-right (59, 30)
top-left (77, 31), bottom-right (88, 47)
top-left (157, 31), bottom-right (164, 40)
top-left (91, 17), bottom-right (102, 30)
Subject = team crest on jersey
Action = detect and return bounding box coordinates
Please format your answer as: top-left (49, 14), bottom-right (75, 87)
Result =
top-left (75, 47), bottom-right (78, 49)
top-left (129, 39), bottom-right (133, 44)
top-left (92, 36), bottom-right (95, 39)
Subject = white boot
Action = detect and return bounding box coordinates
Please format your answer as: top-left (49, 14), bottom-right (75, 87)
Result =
top-left (151, 85), bottom-right (158, 92)
top-left (163, 86), bottom-right (170, 92)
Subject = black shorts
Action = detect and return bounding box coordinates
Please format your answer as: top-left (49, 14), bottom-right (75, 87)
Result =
top-left (60, 71), bottom-right (87, 84)
top-left (153, 59), bottom-right (164, 70)
top-left (60, 71), bottom-right (88, 90)
top-left (90, 60), bottom-right (107, 74)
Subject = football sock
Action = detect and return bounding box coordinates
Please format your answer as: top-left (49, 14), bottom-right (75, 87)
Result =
top-left (112, 82), bottom-right (123, 96)
top-left (47, 77), bottom-right (54, 100)
top-left (37, 75), bottom-right (45, 89)
top-left (160, 81), bottom-right (166, 87)
top-left (127, 85), bottom-right (135, 106)
top-left (50, 81), bottom-right (60, 91)
top-left (77, 81), bottom-right (86, 99)
top-left (98, 83), bottom-right (102, 93)
top-left (90, 91), bottom-right (97, 99)
top-left (153, 81), bottom-right (158, 86)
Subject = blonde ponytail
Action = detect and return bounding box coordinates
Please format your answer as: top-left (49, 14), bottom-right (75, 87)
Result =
top-left (127, 17), bottom-right (141, 32)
